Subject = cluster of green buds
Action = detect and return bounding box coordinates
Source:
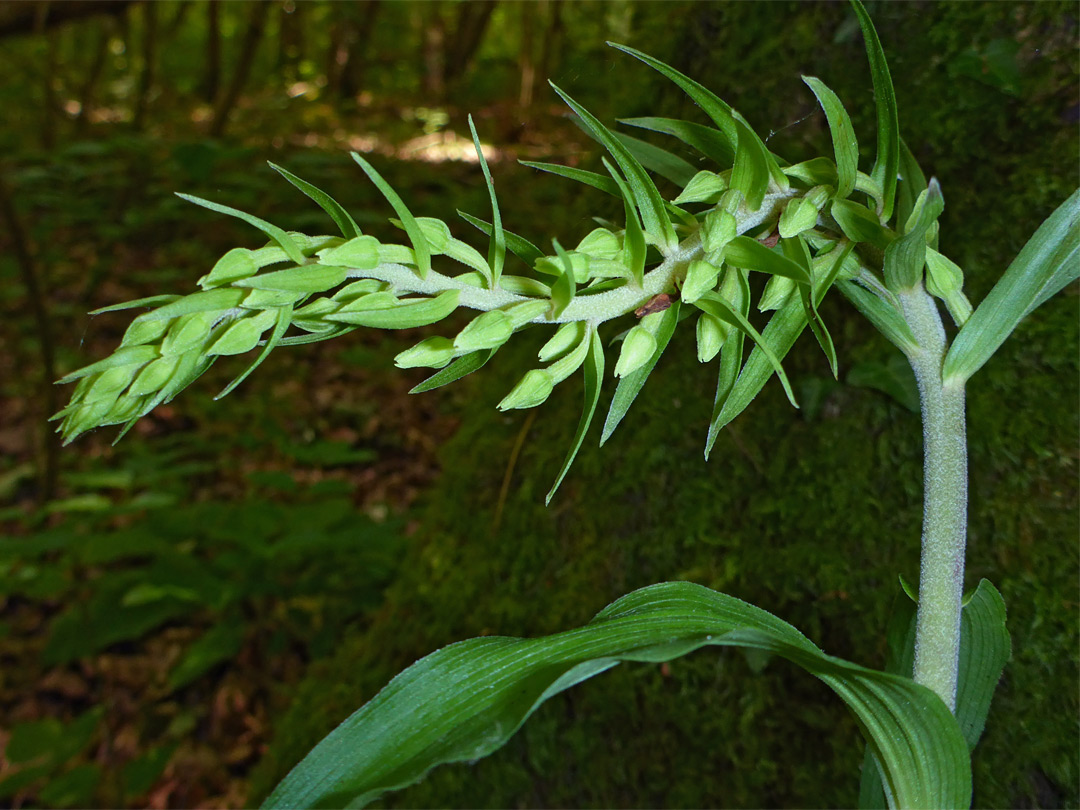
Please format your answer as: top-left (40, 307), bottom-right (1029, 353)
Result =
top-left (57, 35), bottom-right (972, 500)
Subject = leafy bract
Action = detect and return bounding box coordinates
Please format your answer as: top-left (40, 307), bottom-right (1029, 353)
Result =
top-left (550, 82), bottom-right (677, 251)
top-left (802, 76), bottom-right (858, 198)
top-left (883, 179), bottom-right (943, 292)
top-left (546, 328), bottom-right (604, 503)
top-left (175, 194), bottom-right (306, 266)
top-left (838, 279), bottom-right (919, 357)
top-left (409, 349), bottom-right (497, 394)
top-left (268, 163), bottom-right (361, 240)
top-left (618, 116), bottom-right (735, 167)
top-left (602, 158), bottom-right (646, 288)
top-left (350, 152), bottom-right (431, 279)
top-left (467, 116), bottom-right (506, 287)
top-left (599, 301), bottom-right (681, 445)
top-left (457, 210), bottom-right (543, 269)
top-left (850, 0), bottom-right (899, 221)
top-left (942, 188), bottom-right (1079, 384)
top-left (612, 130), bottom-right (697, 187)
top-left (263, 581), bottom-right (970, 810)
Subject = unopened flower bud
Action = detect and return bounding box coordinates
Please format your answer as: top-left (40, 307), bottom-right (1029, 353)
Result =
top-left (395, 337), bottom-right (457, 369)
top-left (454, 310), bottom-right (513, 352)
top-left (498, 369), bottom-right (555, 410)
top-left (682, 258), bottom-right (721, 304)
top-left (614, 325), bottom-right (657, 378)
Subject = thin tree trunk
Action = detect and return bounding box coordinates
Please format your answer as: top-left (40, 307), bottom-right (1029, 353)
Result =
top-left (210, 0), bottom-right (270, 138)
top-left (203, 0), bottom-right (221, 104)
top-left (74, 19), bottom-right (112, 134)
top-left (0, 171), bottom-right (59, 503)
top-left (518, 0), bottom-right (536, 109)
top-left (164, 0), bottom-right (192, 40)
top-left (443, 0), bottom-right (496, 88)
top-left (537, 0), bottom-right (564, 87)
top-left (341, 1), bottom-right (380, 98)
top-left (131, 0), bottom-right (157, 131)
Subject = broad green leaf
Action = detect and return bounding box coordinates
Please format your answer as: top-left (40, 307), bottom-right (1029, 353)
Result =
top-left (943, 188), bottom-right (1080, 384)
top-left (546, 328), bottom-right (604, 503)
top-left (838, 279), bottom-right (920, 356)
top-left (351, 152), bottom-right (431, 279)
top-left (467, 116), bottom-right (505, 287)
top-left (602, 158), bottom-right (646, 288)
top-left (599, 301), bottom-right (681, 445)
top-left (694, 292), bottom-right (798, 408)
top-left (730, 118), bottom-right (772, 211)
top-left (268, 162), bottom-right (361, 239)
top-left (612, 130), bottom-right (697, 186)
top-left (457, 210), bottom-right (543, 269)
top-left (619, 116), bottom-right (735, 167)
top-left (216, 304), bottom-right (292, 399)
top-left (896, 139), bottom-right (929, 241)
top-left (883, 179), bottom-right (944, 292)
top-left (550, 82), bottom-right (677, 251)
top-left (176, 194), bottom-right (306, 266)
top-left (263, 581), bottom-right (970, 810)
top-left (849, 0), bottom-right (899, 221)
top-left (831, 198), bottom-right (893, 249)
top-left (803, 76), bottom-right (858, 198)
top-left (410, 348), bottom-right (497, 394)
top-left (705, 291), bottom-right (806, 457)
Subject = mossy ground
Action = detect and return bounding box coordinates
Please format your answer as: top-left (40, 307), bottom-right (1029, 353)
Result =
top-left (252, 3), bottom-right (1078, 807)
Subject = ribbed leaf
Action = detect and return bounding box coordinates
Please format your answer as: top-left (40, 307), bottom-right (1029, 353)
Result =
top-left (263, 581), bottom-right (970, 810)
top-left (612, 130), bottom-right (697, 186)
top-left (599, 301), bottom-right (681, 445)
top-left (707, 268), bottom-right (750, 457)
top-left (895, 139), bottom-right (929, 240)
top-left (467, 116), bottom-right (505, 287)
top-left (883, 179), bottom-right (943, 292)
top-left (831, 199), bottom-right (894, 249)
top-left (215, 304), bottom-right (293, 399)
top-left (802, 76), bottom-right (858, 198)
top-left (619, 116), bottom-right (735, 167)
top-left (724, 236), bottom-right (812, 285)
top-left (838, 279), bottom-right (920, 356)
top-left (730, 118), bottom-right (772, 211)
top-left (350, 152), bottom-right (431, 279)
top-left (942, 188), bottom-right (1080, 384)
top-left (176, 194), bottom-right (306, 266)
top-left (850, 0), bottom-right (899, 221)
top-left (550, 239), bottom-right (576, 318)
top-left (90, 295), bottom-right (181, 315)
top-left (550, 82), bottom-right (677, 251)
top-left (546, 328), bottom-right (604, 503)
top-left (268, 163), bottom-right (361, 239)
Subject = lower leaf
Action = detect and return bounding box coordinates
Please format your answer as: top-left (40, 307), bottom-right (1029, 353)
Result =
top-left (264, 581), bottom-right (970, 810)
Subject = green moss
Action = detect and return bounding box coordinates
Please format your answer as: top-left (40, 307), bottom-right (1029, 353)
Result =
top-left (253, 3), bottom-right (1077, 807)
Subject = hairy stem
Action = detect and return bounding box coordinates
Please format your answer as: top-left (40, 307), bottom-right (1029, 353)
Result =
top-left (347, 190), bottom-right (796, 325)
top-left (899, 283), bottom-right (968, 711)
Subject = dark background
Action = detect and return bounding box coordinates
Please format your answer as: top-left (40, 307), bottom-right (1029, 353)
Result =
top-left (0, 1), bottom-right (1076, 807)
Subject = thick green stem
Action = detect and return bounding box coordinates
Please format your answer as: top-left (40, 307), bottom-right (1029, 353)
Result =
top-left (898, 284), bottom-right (968, 711)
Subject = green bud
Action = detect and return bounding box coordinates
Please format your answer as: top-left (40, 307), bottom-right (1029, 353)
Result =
top-left (86, 363), bottom-right (144, 403)
top-left (454, 310), bottom-right (514, 351)
top-left (161, 311), bottom-right (219, 356)
top-left (378, 244), bottom-right (416, 266)
top-left (120, 315), bottom-right (172, 348)
top-left (925, 248), bottom-right (973, 326)
top-left (778, 198), bottom-right (819, 239)
top-left (674, 170), bottom-right (727, 205)
top-left (539, 322), bottom-right (586, 362)
top-left (702, 208), bottom-right (738, 255)
top-left (614, 325), bottom-right (657, 378)
top-left (414, 217), bottom-right (452, 253)
top-left (503, 299), bottom-right (549, 329)
top-left (332, 279), bottom-right (386, 304)
top-left (128, 355), bottom-right (181, 397)
top-left (443, 238), bottom-right (491, 276)
top-left (240, 288), bottom-right (305, 309)
top-left (206, 310), bottom-right (277, 356)
top-left (498, 369), bottom-right (554, 411)
top-left (696, 312), bottom-right (728, 363)
top-left (318, 235), bottom-right (380, 269)
top-left (395, 336), bottom-right (457, 369)
top-left (758, 275), bottom-right (797, 311)
top-left (336, 291), bottom-right (400, 313)
top-left (576, 228), bottom-right (621, 261)
top-left (327, 290), bottom-right (459, 329)
top-left (199, 248), bottom-right (258, 289)
top-left (235, 264), bottom-right (347, 294)
top-left (535, 252), bottom-right (590, 284)
top-left (681, 258), bottom-right (721, 304)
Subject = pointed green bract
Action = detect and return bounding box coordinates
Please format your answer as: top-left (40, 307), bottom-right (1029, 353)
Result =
top-left (896, 139), bottom-right (929, 236)
top-left (619, 116), bottom-right (735, 168)
top-left (724, 236), bottom-right (812, 285)
top-left (176, 193), bottom-right (306, 266)
top-left (263, 581), bottom-right (970, 810)
top-left (850, 0), bottom-right (899, 221)
top-left (547, 328), bottom-right (605, 503)
top-left (730, 119), bottom-right (772, 211)
top-left (457, 210), bottom-right (543, 269)
top-left (410, 349), bottom-right (497, 394)
top-left (268, 162), bottom-right (361, 240)
top-left (215, 304), bottom-right (292, 399)
top-left (838, 279), bottom-right (920, 356)
top-left (550, 239), bottom-right (576, 318)
top-left (883, 179), bottom-right (944, 292)
top-left (350, 152), bottom-right (431, 278)
top-left (601, 158), bottom-right (646, 288)
top-left (803, 76), bottom-right (858, 199)
top-left (611, 130), bottom-right (697, 186)
top-left (467, 116), bottom-right (506, 288)
top-left (549, 82), bottom-right (677, 251)
top-left (943, 188), bottom-right (1079, 384)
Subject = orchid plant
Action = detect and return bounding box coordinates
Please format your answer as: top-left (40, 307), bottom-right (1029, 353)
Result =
top-left (55, 2), bottom-right (1077, 807)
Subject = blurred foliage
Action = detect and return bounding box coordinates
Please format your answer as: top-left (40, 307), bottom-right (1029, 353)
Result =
top-left (0, 0), bottom-right (1075, 807)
